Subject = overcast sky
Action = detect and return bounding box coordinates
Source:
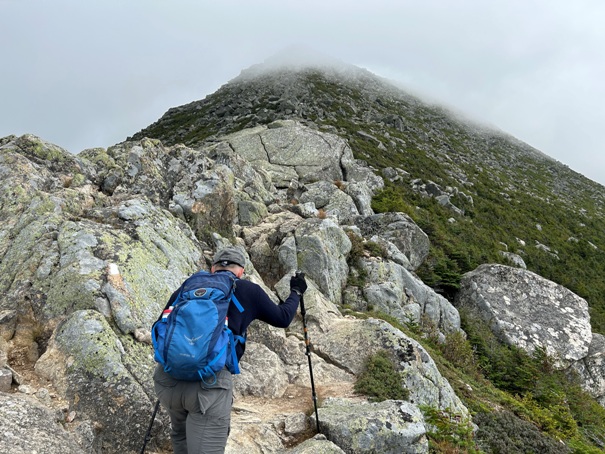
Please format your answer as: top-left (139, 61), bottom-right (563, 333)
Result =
top-left (2, 0), bottom-right (604, 185)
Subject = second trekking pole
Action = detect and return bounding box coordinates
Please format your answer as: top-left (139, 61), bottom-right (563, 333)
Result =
top-left (296, 271), bottom-right (320, 433)
top-left (140, 399), bottom-right (160, 454)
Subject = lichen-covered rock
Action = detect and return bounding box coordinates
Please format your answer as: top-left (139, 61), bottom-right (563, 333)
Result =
top-left (354, 213), bottom-right (430, 271)
top-left (359, 258), bottom-right (461, 337)
top-left (224, 120), bottom-right (348, 184)
top-left (4, 134), bottom-right (95, 183)
top-left (317, 398), bottom-right (428, 454)
top-left (0, 392), bottom-right (88, 453)
top-left (313, 318), bottom-right (468, 415)
top-left (81, 138), bottom-right (171, 203)
top-left (294, 218), bottom-right (351, 303)
top-left (35, 310), bottom-right (160, 453)
top-left (457, 264), bottom-right (592, 367)
top-left (222, 120), bottom-right (383, 216)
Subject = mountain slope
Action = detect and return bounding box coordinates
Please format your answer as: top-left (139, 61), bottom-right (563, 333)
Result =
top-left (131, 61), bottom-right (605, 333)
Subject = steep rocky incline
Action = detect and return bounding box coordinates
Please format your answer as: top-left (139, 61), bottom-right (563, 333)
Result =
top-left (1, 129), bottom-right (466, 453)
top-left (3, 113), bottom-right (605, 452)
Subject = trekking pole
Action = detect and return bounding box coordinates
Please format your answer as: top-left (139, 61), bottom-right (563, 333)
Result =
top-left (296, 270), bottom-right (320, 433)
top-left (140, 399), bottom-right (160, 454)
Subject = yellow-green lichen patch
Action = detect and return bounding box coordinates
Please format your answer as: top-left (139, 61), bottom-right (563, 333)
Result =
top-left (0, 154), bottom-right (50, 219)
top-left (31, 195), bottom-right (60, 216)
top-left (43, 221), bottom-right (105, 319)
top-left (97, 207), bottom-right (200, 330)
top-left (16, 134), bottom-right (71, 164)
top-left (0, 210), bottom-right (59, 294)
top-left (45, 272), bottom-right (102, 318)
top-left (78, 147), bottom-right (116, 170)
top-left (56, 310), bottom-right (127, 379)
top-left (71, 172), bottom-right (87, 187)
top-left (99, 230), bottom-right (171, 312)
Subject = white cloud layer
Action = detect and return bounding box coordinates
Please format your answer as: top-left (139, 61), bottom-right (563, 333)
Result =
top-left (1, 0), bottom-right (604, 184)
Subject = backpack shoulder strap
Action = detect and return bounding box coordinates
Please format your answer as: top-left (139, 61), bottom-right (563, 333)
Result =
top-left (231, 292), bottom-right (244, 313)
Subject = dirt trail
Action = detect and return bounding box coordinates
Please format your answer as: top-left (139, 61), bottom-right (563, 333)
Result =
top-left (8, 349), bottom-right (359, 453)
top-left (233, 382), bottom-right (358, 420)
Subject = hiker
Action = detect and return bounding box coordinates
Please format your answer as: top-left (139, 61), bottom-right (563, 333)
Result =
top-left (153, 247), bottom-right (307, 454)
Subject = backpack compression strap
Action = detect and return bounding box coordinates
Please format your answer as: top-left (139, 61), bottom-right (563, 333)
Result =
top-left (227, 292), bottom-right (245, 375)
top-left (200, 289), bottom-right (245, 381)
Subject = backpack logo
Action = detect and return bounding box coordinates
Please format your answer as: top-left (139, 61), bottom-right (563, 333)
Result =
top-left (151, 270), bottom-right (245, 384)
top-left (185, 334), bottom-right (203, 345)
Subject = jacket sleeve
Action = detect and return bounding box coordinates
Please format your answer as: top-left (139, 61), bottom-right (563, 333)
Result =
top-left (245, 281), bottom-right (300, 328)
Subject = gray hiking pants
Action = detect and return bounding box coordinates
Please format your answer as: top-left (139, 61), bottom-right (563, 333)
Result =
top-left (153, 365), bottom-right (233, 454)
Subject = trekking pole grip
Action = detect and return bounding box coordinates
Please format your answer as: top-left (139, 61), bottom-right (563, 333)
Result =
top-left (295, 270), bottom-right (306, 316)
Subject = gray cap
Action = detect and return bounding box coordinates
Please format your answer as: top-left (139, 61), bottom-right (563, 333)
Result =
top-left (212, 247), bottom-right (246, 268)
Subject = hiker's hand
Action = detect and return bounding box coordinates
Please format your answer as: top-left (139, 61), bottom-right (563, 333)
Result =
top-left (290, 272), bottom-right (307, 296)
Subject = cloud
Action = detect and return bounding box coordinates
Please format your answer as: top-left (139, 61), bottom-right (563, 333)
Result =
top-left (1, 0), bottom-right (604, 183)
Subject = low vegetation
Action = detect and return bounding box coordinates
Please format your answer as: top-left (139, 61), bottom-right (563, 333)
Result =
top-left (351, 308), bottom-right (605, 453)
top-left (354, 350), bottom-right (409, 402)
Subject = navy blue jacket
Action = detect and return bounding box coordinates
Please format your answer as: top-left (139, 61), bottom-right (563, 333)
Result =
top-left (228, 277), bottom-right (300, 358)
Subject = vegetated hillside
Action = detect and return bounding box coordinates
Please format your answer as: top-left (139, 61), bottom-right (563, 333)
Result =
top-left (130, 62), bottom-right (605, 333)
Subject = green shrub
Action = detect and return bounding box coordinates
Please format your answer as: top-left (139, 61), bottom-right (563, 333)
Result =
top-left (346, 230), bottom-right (365, 263)
top-left (421, 406), bottom-right (480, 453)
top-left (474, 411), bottom-right (571, 454)
top-left (354, 350), bottom-right (408, 402)
top-left (364, 240), bottom-right (387, 258)
top-left (461, 312), bottom-right (540, 394)
top-left (438, 331), bottom-right (478, 374)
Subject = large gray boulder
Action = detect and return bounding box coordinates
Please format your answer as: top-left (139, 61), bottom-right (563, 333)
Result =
top-left (80, 138), bottom-right (172, 204)
top-left (457, 264), bottom-right (592, 367)
top-left (318, 398), bottom-right (428, 454)
top-left (294, 218), bottom-right (352, 303)
top-left (224, 120), bottom-right (349, 185)
top-left (354, 212), bottom-right (430, 271)
top-left (313, 318), bottom-right (468, 416)
top-left (222, 120), bottom-right (383, 221)
top-left (359, 258), bottom-right (461, 338)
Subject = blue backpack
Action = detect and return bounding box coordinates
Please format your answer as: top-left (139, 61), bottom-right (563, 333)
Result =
top-left (151, 270), bottom-right (245, 383)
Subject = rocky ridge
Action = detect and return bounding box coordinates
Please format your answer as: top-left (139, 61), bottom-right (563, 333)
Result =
top-left (2, 118), bottom-right (605, 452)
top-left (130, 62), bottom-right (605, 216)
